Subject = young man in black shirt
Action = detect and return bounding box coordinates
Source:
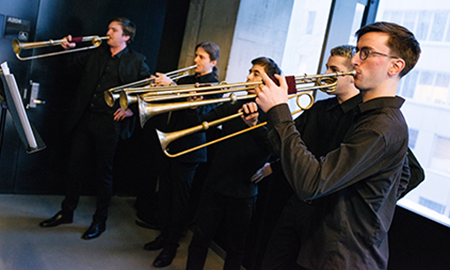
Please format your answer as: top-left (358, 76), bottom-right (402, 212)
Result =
top-left (250, 45), bottom-right (360, 270)
top-left (186, 57), bottom-right (280, 270)
top-left (254, 22), bottom-right (421, 269)
top-left (142, 42), bottom-right (222, 268)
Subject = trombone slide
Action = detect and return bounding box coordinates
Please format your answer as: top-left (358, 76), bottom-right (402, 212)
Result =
top-left (13, 35), bottom-right (110, 61)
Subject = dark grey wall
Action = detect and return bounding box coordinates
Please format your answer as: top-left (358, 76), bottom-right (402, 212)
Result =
top-left (0, 0), bottom-right (189, 194)
top-left (0, 0), bottom-right (41, 193)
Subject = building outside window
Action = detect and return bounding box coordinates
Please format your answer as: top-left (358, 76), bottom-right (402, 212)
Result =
top-left (377, 0), bottom-right (450, 226)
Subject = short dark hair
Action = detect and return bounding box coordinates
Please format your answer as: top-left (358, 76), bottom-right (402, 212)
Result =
top-left (355, 21), bottom-right (421, 77)
top-left (110, 17), bottom-right (136, 44)
top-left (251, 57), bottom-right (282, 79)
top-left (196, 42), bottom-right (220, 78)
top-left (330, 45), bottom-right (355, 70)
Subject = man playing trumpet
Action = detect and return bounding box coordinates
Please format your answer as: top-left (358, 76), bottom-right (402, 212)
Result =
top-left (39, 17), bottom-right (150, 240)
top-left (186, 57), bottom-right (280, 270)
top-left (142, 42), bottom-right (222, 268)
top-left (252, 22), bottom-right (421, 270)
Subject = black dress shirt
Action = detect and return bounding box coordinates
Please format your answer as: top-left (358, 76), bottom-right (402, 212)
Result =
top-left (89, 50), bottom-right (122, 114)
top-left (202, 100), bottom-right (271, 198)
top-left (270, 94), bottom-right (362, 174)
top-left (64, 45), bottom-right (150, 137)
top-left (266, 96), bottom-right (408, 270)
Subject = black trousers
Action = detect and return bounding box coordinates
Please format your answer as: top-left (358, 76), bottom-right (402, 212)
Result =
top-left (158, 159), bottom-right (199, 247)
top-left (61, 112), bottom-right (120, 222)
top-left (261, 196), bottom-right (313, 270)
top-left (186, 187), bottom-right (256, 270)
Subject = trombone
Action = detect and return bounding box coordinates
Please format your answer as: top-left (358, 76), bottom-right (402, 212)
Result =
top-left (119, 82), bottom-right (219, 111)
top-left (138, 71), bottom-right (354, 128)
top-left (12, 35), bottom-right (110, 61)
top-left (152, 70), bottom-right (356, 158)
top-left (104, 65), bottom-right (197, 107)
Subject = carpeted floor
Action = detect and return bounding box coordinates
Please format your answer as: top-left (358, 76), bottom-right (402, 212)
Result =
top-left (0, 194), bottom-right (224, 270)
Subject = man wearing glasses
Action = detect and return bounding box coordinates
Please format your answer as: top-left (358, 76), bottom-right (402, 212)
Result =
top-left (253, 22), bottom-right (421, 270)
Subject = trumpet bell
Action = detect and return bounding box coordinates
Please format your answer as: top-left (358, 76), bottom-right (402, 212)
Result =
top-left (120, 91), bottom-right (138, 111)
top-left (12, 39), bottom-right (22, 54)
top-left (104, 91), bottom-right (119, 107)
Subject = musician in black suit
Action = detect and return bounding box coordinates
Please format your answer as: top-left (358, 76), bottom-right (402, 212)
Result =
top-left (39, 17), bottom-right (150, 240)
top-left (186, 57), bottom-right (280, 270)
top-left (143, 42), bottom-right (222, 268)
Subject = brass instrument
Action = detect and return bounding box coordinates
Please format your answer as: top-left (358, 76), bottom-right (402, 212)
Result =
top-left (138, 71), bottom-right (354, 128)
top-left (157, 91), bottom-right (314, 158)
top-left (119, 82), bottom-right (218, 111)
top-left (104, 65), bottom-right (197, 107)
top-left (12, 35), bottom-right (110, 61)
top-left (152, 70), bottom-right (356, 158)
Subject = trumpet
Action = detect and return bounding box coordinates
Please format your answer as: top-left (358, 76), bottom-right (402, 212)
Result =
top-left (104, 65), bottom-right (197, 107)
top-left (138, 71), bottom-right (354, 128)
top-left (12, 35), bottom-right (110, 61)
top-left (119, 82), bottom-right (219, 111)
top-left (152, 70), bottom-right (356, 158)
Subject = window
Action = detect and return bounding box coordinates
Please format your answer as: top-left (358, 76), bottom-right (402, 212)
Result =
top-left (398, 70), bottom-right (450, 105)
top-left (433, 73), bottom-right (450, 104)
top-left (377, 0), bottom-right (450, 227)
top-left (430, 12), bottom-right (448, 42)
top-left (417, 71), bottom-right (434, 102)
top-left (399, 70), bottom-right (418, 99)
top-left (404, 11), bottom-right (418, 33)
top-left (416, 11), bottom-right (432, 41)
top-left (430, 136), bottom-right (450, 174)
top-left (306, 11), bottom-right (316, 35)
top-left (409, 128), bottom-right (419, 149)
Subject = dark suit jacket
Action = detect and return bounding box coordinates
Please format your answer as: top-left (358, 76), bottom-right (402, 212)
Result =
top-left (65, 45), bottom-right (150, 139)
top-left (161, 73), bottom-right (220, 163)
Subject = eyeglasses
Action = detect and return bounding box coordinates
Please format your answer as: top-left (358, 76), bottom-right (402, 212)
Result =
top-left (354, 47), bottom-right (399, 61)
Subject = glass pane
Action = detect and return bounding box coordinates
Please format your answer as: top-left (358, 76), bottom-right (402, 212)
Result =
top-left (281, 0), bottom-right (332, 75)
top-left (377, 0), bottom-right (450, 227)
top-left (432, 73), bottom-right (450, 104)
top-left (416, 11), bottom-right (432, 41)
top-left (430, 136), bottom-right (450, 173)
top-left (390, 10), bottom-right (404, 25)
top-left (400, 70), bottom-right (418, 99)
top-left (225, 0), bottom-right (334, 115)
top-left (404, 11), bottom-right (418, 32)
top-left (416, 71), bottom-right (434, 102)
top-left (430, 12), bottom-right (448, 42)
top-left (348, 3), bottom-right (366, 45)
top-left (409, 128), bottom-right (419, 149)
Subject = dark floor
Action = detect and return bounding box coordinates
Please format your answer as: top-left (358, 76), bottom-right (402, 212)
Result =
top-left (0, 194), bottom-right (224, 270)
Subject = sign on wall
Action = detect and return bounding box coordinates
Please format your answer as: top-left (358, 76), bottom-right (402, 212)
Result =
top-left (4, 16), bottom-right (30, 41)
